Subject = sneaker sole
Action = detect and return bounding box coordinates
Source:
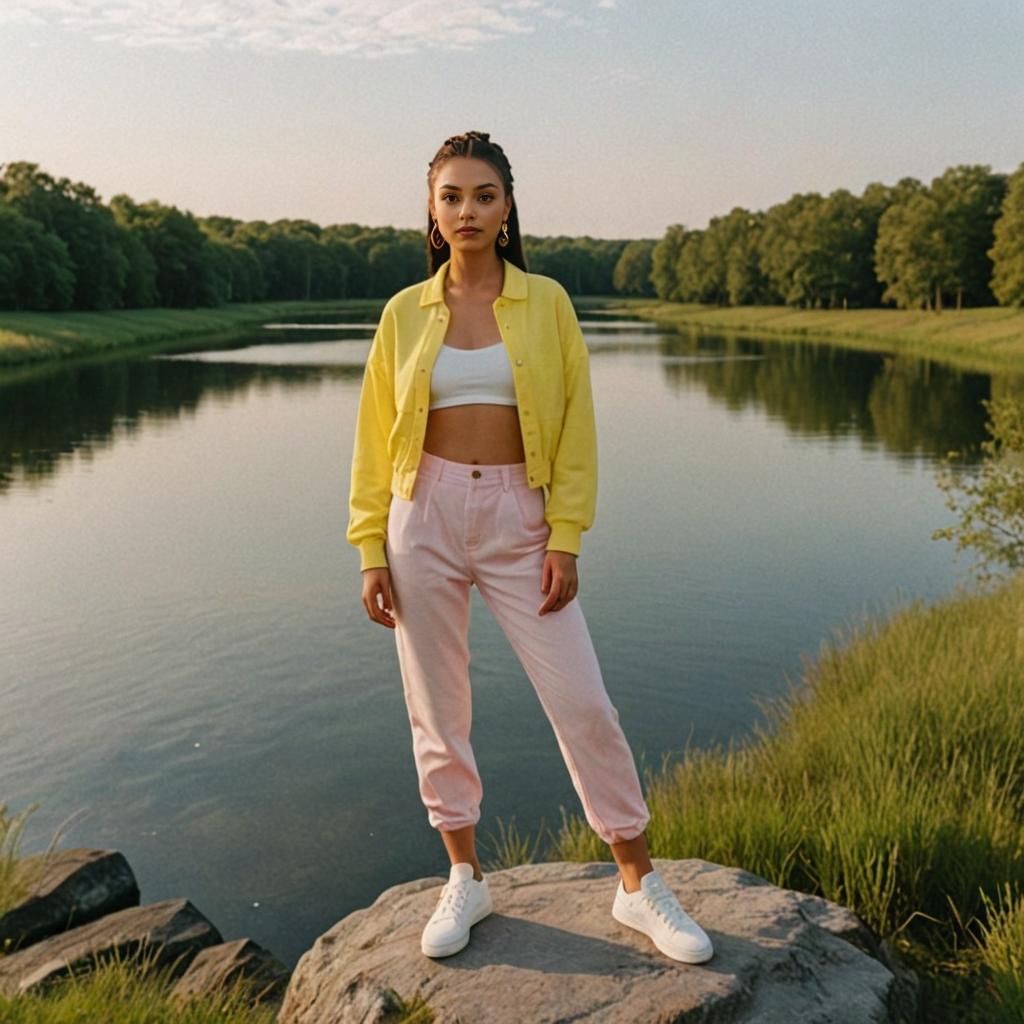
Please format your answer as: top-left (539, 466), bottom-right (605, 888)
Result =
top-left (420, 895), bottom-right (494, 958)
top-left (611, 901), bottom-right (714, 964)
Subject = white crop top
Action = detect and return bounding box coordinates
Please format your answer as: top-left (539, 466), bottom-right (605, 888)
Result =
top-left (428, 342), bottom-right (518, 411)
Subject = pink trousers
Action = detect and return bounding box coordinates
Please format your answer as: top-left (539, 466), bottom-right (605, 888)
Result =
top-left (384, 449), bottom-right (651, 846)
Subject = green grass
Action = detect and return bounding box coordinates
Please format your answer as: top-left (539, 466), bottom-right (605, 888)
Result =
top-left (0, 299), bottom-right (383, 368)
top-left (0, 943), bottom-right (280, 1024)
top-left (498, 571), bottom-right (1023, 1023)
top-left (599, 298), bottom-right (1024, 375)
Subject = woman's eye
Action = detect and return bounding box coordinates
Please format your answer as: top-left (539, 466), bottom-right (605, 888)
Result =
top-left (441, 194), bottom-right (494, 202)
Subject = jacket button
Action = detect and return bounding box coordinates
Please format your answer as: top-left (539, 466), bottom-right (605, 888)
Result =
top-left (418, 407), bottom-right (423, 412)
top-left (523, 410), bottom-right (530, 416)
top-left (530, 450), bottom-right (536, 456)
top-left (420, 368), bottom-right (425, 372)
top-left (515, 359), bottom-right (522, 366)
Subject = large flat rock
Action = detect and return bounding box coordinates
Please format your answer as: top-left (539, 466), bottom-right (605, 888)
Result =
top-left (0, 897), bottom-right (222, 997)
top-left (277, 858), bottom-right (917, 1024)
top-left (0, 848), bottom-right (140, 953)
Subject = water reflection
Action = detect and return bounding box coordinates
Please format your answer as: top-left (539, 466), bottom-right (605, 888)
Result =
top-left (0, 324), bottom-right (1004, 494)
top-left (2, 313), bottom-right (1019, 968)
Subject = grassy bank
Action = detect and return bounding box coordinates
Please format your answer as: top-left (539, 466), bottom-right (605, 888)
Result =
top-left (597, 298), bottom-right (1024, 375)
top-left (490, 571), bottom-right (1023, 1023)
top-left (6, 297), bottom-right (1024, 378)
top-left (0, 299), bottom-right (382, 369)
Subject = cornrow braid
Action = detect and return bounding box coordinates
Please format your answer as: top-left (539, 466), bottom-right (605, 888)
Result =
top-left (424, 130), bottom-right (527, 276)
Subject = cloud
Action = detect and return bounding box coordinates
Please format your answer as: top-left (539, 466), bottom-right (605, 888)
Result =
top-left (0, 0), bottom-right (609, 57)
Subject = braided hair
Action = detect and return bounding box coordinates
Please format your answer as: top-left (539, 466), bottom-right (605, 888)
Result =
top-left (426, 130), bottom-right (528, 276)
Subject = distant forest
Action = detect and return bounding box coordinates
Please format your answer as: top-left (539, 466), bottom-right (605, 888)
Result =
top-left (1, 159), bottom-right (1022, 313)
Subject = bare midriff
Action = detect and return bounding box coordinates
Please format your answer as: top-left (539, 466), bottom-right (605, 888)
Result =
top-left (423, 404), bottom-right (526, 465)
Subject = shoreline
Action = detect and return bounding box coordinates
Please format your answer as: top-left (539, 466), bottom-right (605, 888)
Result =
top-left (4, 298), bottom-right (1024, 378)
top-left (585, 297), bottom-right (1024, 376)
top-left (0, 299), bottom-right (384, 371)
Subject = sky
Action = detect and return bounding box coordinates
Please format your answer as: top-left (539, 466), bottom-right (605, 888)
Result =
top-left (2, 0), bottom-right (1023, 240)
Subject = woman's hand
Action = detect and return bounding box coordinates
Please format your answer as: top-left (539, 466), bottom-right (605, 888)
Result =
top-left (362, 567), bottom-right (396, 629)
top-left (539, 550), bottom-right (578, 615)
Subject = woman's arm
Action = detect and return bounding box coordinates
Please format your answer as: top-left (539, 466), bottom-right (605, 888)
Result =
top-left (544, 286), bottom-right (598, 557)
top-left (347, 308), bottom-right (397, 572)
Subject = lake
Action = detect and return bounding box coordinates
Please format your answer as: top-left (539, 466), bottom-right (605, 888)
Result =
top-left (0, 311), bottom-right (1006, 968)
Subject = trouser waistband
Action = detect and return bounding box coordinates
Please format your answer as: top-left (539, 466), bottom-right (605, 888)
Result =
top-left (416, 449), bottom-right (529, 490)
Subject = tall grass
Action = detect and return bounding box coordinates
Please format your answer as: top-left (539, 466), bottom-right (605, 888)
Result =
top-left (0, 942), bottom-right (280, 1024)
top-left (0, 802), bottom-right (68, 932)
top-left (973, 882), bottom-right (1024, 1023)
top-left (537, 572), bottom-right (1024, 1021)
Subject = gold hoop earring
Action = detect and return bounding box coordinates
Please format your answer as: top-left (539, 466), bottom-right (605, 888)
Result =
top-left (430, 221), bottom-right (446, 249)
top-left (498, 221), bottom-right (510, 247)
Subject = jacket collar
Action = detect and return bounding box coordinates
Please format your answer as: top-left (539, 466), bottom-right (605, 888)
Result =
top-left (419, 257), bottom-right (528, 306)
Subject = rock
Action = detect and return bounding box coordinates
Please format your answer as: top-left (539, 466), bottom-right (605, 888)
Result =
top-left (0, 848), bottom-right (140, 954)
top-left (276, 858), bottom-right (919, 1024)
top-left (168, 937), bottom-right (291, 1008)
top-left (0, 897), bottom-right (222, 997)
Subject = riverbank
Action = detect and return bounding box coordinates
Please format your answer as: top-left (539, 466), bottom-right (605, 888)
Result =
top-left (594, 298), bottom-right (1024, 375)
top-left (0, 300), bottom-right (383, 369)
top-left (5, 574), bottom-right (1021, 1022)
top-left (519, 570), bottom-right (1024, 1024)
top-left (5, 298), bottom-right (1024, 378)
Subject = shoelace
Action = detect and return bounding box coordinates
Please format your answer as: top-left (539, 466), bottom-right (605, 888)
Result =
top-left (642, 879), bottom-right (694, 931)
top-left (434, 879), bottom-right (473, 921)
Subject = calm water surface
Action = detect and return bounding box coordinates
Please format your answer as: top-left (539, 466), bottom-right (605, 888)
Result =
top-left (0, 312), bottom-right (1009, 967)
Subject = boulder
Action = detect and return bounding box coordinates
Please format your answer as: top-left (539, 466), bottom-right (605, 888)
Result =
top-left (277, 858), bottom-right (918, 1024)
top-left (169, 937), bottom-right (291, 1008)
top-left (0, 897), bottom-right (222, 997)
top-left (0, 848), bottom-right (140, 954)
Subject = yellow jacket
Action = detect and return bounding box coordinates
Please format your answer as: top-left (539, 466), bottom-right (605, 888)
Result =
top-left (347, 257), bottom-right (597, 571)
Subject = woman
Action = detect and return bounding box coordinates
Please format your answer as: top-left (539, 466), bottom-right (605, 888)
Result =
top-left (347, 130), bottom-right (713, 965)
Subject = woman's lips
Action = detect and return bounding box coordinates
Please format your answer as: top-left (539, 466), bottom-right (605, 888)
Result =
top-left (457, 228), bottom-right (480, 235)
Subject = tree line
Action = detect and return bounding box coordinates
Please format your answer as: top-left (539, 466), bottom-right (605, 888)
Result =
top-left (1, 159), bottom-right (1022, 312)
top-left (649, 163), bottom-right (1024, 311)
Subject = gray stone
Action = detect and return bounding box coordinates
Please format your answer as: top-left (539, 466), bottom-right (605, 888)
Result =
top-left (276, 858), bottom-right (919, 1024)
top-left (169, 937), bottom-right (291, 1007)
top-left (0, 848), bottom-right (140, 954)
top-left (0, 896), bottom-right (222, 997)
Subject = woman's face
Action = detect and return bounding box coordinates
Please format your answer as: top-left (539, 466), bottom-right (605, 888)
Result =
top-left (429, 155), bottom-right (513, 252)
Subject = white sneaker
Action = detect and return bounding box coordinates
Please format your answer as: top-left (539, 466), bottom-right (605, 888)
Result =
top-left (420, 862), bottom-right (493, 958)
top-left (612, 869), bottom-right (714, 963)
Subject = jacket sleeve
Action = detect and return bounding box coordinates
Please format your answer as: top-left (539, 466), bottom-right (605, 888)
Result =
top-left (545, 286), bottom-right (598, 557)
top-left (347, 306), bottom-right (396, 571)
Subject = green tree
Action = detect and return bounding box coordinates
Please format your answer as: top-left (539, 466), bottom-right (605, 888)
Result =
top-left (0, 204), bottom-right (76, 310)
top-left (650, 224), bottom-right (688, 301)
top-left (933, 396), bottom-right (1024, 586)
top-left (759, 193), bottom-right (829, 307)
top-left (110, 194), bottom-right (218, 307)
top-left (0, 161), bottom-right (129, 310)
top-left (875, 188), bottom-right (952, 310)
top-left (930, 164), bottom-right (1007, 308)
top-left (989, 161), bottom-right (1024, 307)
top-left (724, 209), bottom-right (775, 305)
top-left (612, 239), bottom-right (656, 296)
